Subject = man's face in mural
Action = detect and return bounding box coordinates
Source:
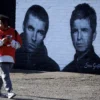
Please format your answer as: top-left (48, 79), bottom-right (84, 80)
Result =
top-left (71, 18), bottom-right (96, 53)
top-left (23, 14), bottom-right (46, 52)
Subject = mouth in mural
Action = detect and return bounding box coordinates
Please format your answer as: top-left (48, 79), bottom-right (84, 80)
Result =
top-left (76, 43), bottom-right (84, 48)
top-left (28, 43), bottom-right (37, 49)
top-left (25, 43), bottom-right (38, 52)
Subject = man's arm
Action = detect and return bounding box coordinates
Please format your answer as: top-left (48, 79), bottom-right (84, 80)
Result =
top-left (10, 30), bottom-right (22, 49)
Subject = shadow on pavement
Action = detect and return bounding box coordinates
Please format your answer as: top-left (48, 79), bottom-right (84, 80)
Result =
top-left (14, 95), bottom-right (71, 100)
top-left (14, 98), bottom-right (33, 100)
top-left (34, 96), bottom-right (70, 100)
top-left (11, 69), bottom-right (46, 74)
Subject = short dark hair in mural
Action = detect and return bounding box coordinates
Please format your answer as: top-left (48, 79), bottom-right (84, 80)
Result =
top-left (63, 3), bottom-right (100, 74)
top-left (70, 3), bottom-right (97, 34)
top-left (14, 5), bottom-right (60, 71)
top-left (23, 5), bottom-right (49, 35)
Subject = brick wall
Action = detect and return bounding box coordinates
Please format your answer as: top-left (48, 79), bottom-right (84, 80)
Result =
top-left (16, 0), bottom-right (100, 70)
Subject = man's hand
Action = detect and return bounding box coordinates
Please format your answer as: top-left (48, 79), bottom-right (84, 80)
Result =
top-left (6, 35), bottom-right (12, 43)
top-left (2, 37), bottom-right (8, 44)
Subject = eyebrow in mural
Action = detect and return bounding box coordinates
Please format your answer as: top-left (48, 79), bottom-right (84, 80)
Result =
top-left (14, 5), bottom-right (60, 71)
top-left (62, 3), bottom-right (100, 74)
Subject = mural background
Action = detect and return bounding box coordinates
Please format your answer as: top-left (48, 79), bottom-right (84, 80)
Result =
top-left (16, 0), bottom-right (100, 70)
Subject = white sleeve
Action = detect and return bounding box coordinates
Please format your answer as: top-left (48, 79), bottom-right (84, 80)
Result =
top-left (11, 40), bottom-right (21, 49)
top-left (0, 39), bottom-right (4, 46)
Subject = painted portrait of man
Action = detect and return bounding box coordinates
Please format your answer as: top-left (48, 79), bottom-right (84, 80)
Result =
top-left (63, 3), bottom-right (100, 74)
top-left (14, 5), bottom-right (60, 71)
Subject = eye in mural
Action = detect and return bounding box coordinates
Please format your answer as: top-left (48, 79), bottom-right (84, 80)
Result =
top-left (62, 3), bottom-right (100, 74)
top-left (14, 5), bottom-right (60, 71)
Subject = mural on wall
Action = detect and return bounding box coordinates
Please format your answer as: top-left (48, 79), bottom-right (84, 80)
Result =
top-left (14, 5), bottom-right (60, 71)
top-left (62, 3), bottom-right (100, 74)
top-left (15, 0), bottom-right (100, 74)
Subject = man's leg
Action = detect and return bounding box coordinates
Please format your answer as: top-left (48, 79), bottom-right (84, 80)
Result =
top-left (0, 63), bottom-right (15, 99)
top-left (0, 77), bottom-right (3, 92)
top-left (0, 63), bottom-right (13, 92)
top-left (0, 64), bottom-right (7, 98)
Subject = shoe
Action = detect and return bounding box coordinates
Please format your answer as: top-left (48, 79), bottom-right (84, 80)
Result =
top-left (8, 92), bottom-right (16, 99)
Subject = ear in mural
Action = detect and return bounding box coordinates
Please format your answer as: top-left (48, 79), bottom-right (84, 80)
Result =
top-left (63, 3), bottom-right (100, 74)
top-left (14, 5), bottom-right (60, 71)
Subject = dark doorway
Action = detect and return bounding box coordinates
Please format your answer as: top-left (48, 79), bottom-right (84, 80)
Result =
top-left (0, 0), bottom-right (16, 28)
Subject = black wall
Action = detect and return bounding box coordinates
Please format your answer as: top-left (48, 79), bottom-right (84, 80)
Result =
top-left (0, 0), bottom-right (16, 28)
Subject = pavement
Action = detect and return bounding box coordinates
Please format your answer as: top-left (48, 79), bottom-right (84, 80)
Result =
top-left (0, 70), bottom-right (100, 100)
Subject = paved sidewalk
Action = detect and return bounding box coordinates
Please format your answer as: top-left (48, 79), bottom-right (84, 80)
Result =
top-left (0, 70), bottom-right (100, 100)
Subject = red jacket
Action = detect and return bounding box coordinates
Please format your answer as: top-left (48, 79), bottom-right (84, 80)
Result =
top-left (0, 27), bottom-right (22, 60)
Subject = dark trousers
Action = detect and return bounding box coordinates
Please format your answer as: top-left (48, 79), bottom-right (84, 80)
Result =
top-left (0, 63), bottom-right (13, 92)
